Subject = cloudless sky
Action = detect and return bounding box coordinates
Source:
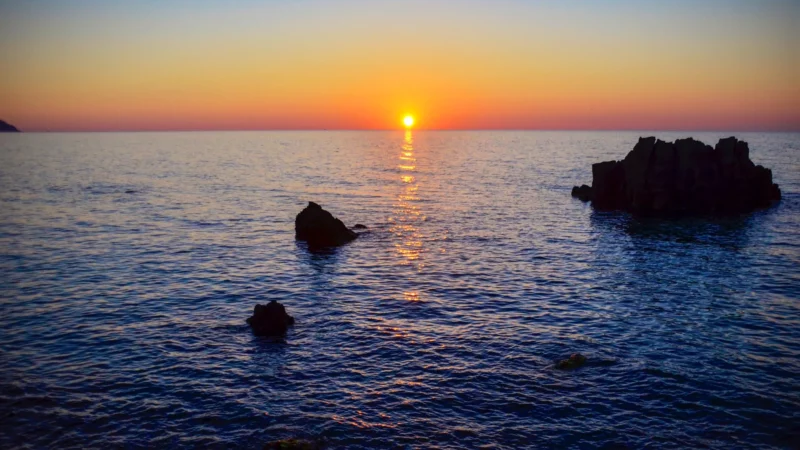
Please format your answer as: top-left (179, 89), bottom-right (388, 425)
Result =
top-left (1, 0), bottom-right (798, 131)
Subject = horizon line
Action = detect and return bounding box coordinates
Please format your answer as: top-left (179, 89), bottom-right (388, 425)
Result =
top-left (7, 128), bottom-right (800, 133)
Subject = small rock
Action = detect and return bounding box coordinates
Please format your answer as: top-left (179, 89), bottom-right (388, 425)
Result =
top-left (263, 438), bottom-right (321, 450)
top-left (246, 300), bottom-right (295, 337)
top-left (352, 224), bottom-right (368, 230)
top-left (555, 353), bottom-right (587, 370)
top-left (571, 184), bottom-right (592, 202)
top-left (295, 202), bottom-right (357, 247)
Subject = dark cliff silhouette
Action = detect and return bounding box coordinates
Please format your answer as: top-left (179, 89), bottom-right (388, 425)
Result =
top-left (572, 137), bottom-right (781, 216)
top-left (0, 120), bottom-right (20, 132)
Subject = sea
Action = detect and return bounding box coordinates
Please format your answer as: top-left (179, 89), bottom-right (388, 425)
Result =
top-left (0, 131), bottom-right (798, 449)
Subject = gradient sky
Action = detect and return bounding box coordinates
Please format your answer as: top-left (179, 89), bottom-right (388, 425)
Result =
top-left (1, 0), bottom-right (798, 131)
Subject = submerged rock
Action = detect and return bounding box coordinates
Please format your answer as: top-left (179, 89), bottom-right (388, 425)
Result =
top-left (295, 202), bottom-right (357, 247)
top-left (0, 119), bottom-right (20, 132)
top-left (263, 439), bottom-right (321, 450)
top-left (352, 223), bottom-right (368, 230)
top-left (246, 300), bottom-right (295, 336)
top-left (555, 353), bottom-right (587, 370)
top-left (572, 137), bottom-right (781, 215)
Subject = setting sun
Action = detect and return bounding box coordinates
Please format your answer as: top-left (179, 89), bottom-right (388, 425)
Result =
top-left (403, 115), bottom-right (415, 128)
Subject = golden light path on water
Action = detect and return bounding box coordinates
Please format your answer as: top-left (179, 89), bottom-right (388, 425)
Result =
top-left (390, 130), bottom-right (425, 302)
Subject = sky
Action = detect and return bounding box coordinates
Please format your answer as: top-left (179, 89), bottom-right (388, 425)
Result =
top-left (0, 0), bottom-right (798, 131)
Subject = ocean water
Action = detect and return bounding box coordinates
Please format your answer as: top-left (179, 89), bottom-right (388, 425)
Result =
top-left (0, 131), bottom-right (798, 449)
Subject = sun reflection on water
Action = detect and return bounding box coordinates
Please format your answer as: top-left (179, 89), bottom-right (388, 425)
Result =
top-left (403, 291), bottom-right (421, 302)
top-left (391, 131), bottom-right (426, 272)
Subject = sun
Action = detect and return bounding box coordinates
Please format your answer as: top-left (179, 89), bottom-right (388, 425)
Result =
top-left (403, 115), bottom-right (415, 128)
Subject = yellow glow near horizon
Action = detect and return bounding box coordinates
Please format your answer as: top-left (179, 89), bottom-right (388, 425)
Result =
top-left (0, 2), bottom-right (797, 131)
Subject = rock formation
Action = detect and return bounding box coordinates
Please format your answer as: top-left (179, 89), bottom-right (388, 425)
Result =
top-left (246, 300), bottom-right (295, 336)
top-left (571, 185), bottom-right (592, 202)
top-left (295, 202), bottom-right (357, 247)
top-left (0, 120), bottom-right (20, 132)
top-left (572, 137), bottom-right (781, 215)
top-left (555, 353), bottom-right (587, 370)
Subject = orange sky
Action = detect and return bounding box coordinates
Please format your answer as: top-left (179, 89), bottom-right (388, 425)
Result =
top-left (1, 0), bottom-right (798, 131)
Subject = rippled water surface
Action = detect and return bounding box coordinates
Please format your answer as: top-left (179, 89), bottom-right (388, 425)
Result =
top-left (1, 131), bottom-right (799, 449)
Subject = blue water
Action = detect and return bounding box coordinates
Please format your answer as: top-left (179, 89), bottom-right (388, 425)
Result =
top-left (1, 131), bottom-right (799, 449)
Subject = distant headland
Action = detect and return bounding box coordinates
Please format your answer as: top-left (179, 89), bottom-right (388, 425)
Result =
top-left (0, 120), bottom-right (20, 132)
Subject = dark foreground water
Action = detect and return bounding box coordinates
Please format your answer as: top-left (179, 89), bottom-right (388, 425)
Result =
top-left (0, 131), bottom-right (799, 449)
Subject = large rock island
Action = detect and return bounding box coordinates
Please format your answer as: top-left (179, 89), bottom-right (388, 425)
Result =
top-left (572, 137), bottom-right (781, 215)
top-left (0, 120), bottom-right (20, 132)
